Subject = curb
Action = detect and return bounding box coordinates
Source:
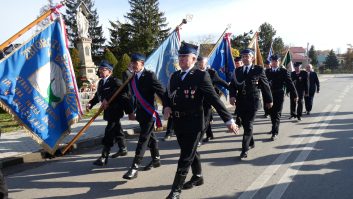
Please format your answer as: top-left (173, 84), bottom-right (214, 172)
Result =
top-left (0, 125), bottom-right (167, 169)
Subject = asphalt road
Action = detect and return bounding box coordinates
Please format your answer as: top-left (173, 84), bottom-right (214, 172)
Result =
top-left (4, 74), bottom-right (353, 199)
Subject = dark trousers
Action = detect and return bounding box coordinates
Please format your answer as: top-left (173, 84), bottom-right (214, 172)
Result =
top-left (239, 109), bottom-right (256, 152)
top-left (175, 129), bottom-right (202, 176)
top-left (0, 169), bottom-right (8, 199)
top-left (304, 93), bottom-right (315, 112)
top-left (263, 98), bottom-right (270, 116)
top-left (201, 107), bottom-right (213, 140)
top-left (165, 117), bottom-right (174, 136)
top-left (290, 92), bottom-right (304, 117)
top-left (270, 93), bottom-right (284, 135)
top-left (135, 118), bottom-right (159, 160)
top-left (102, 120), bottom-right (126, 150)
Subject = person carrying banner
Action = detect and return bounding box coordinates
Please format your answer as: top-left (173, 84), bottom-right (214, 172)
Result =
top-left (229, 49), bottom-right (273, 159)
top-left (197, 56), bottom-right (229, 144)
top-left (123, 53), bottom-right (166, 180)
top-left (262, 60), bottom-right (272, 118)
top-left (289, 62), bottom-right (309, 121)
top-left (304, 64), bottom-right (320, 115)
top-left (86, 60), bottom-right (133, 166)
top-left (163, 42), bottom-right (238, 199)
top-left (110, 63), bottom-right (135, 158)
top-left (265, 55), bottom-right (297, 141)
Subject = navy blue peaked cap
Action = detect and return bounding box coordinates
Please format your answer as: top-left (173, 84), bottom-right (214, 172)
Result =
top-left (270, 54), bottom-right (280, 61)
top-left (178, 42), bottom-right (198, 55)
top-left (131, 53), bottom-right (146, 62)
top-left (234, 56), bottom-right (242, 62)
top-left (241, 48), bottom-right (254, 55)
top-left (99, 60), bottom-right (113, 71)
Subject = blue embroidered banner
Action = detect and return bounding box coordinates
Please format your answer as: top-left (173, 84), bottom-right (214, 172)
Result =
top-left (207, 33), bottom-right (235, 97)
top-left (144, 30), bottom-right (180, 87)
top-left (0, 18), bottom-right (82, 154)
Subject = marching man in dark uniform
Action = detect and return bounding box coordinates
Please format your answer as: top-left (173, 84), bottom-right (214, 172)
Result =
top-left (123, 53), bottom-right (166, 180)
top-left (110, 63), bottom-right (134, 158)
top-left (163, 42), bottom-right (238, 199)
top-left (197, 56), bottom-right (229, 143)
top-left (290, 62), bottom-right (309, 121)
top-left (266, 55), bottom-right (298, 140)
top-left (229, 49), bottom-right (273, 159)
top-left (304, 64), bottom-right (320, 115)
top-left (86, 61), bottom-right (133, 166)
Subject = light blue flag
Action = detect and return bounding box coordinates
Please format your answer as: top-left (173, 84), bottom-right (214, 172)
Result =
top-left (144, 30), bottom-right (180, 87)
top-left (267, 41), bottom-right (274, 62)
top-left (0, 18), bottom-right (82, 154)
top-left (207, 33), bottom-right (235, 97)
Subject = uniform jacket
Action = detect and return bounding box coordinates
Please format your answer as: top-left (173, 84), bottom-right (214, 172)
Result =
top-left (291, 70), bottom-right (309, 95)
top-left (165, 67), bottom-right (232, 132)
top-left (89, 76), bottom-right (133, 121)
top-left (229, 65), bottom-right (273, 112)
top-left (265, 67), bottom-right (298, 98)
top-left (307, 71), bottom-right (320, 96)
top-left (203, 68), bottom-right (230, 109)
top-left (131, 69), bottom-right (165, 122)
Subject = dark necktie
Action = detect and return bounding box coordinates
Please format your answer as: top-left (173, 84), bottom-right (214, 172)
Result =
top-left (180, 71), bottom-right (186, 80)
top-left (244, 67), bottom-right (249, 75)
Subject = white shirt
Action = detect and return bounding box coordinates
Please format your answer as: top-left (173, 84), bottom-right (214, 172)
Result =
top-left (180, 66), bottom-right (194, 80)
top-left (243, 65), bottom-right (251, 73)
top-left (136, 68), bottom-right (145, 79)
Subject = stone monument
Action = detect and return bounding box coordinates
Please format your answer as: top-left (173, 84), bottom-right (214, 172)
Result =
top-left (75, 2), bottom-right (97, 85)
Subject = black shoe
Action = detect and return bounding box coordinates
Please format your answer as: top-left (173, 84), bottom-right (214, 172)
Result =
top-left (271, 134), bottom-right (278, 141)
top-left (197, 142), bottom-right (202, 147)
top-left (306, 111), bottom-right (310, 115)
top-left (143, 159), bottom-right (161, 171)
top-left (111, 149), bottom-right (128, 158)
top-left (202, 136), bottom-right (214, 143)
top-left (288, 115), bottom-right (296, 119)
top-left (163, 135), bottom-right (172, 141)
top-left (123, 168), bottom-right (138, 180)
top-left (93, 157), bottom-right (108, 166)
top-left (263, 114), bottom-right (269, 118)
top-left (183, 176), bottom-right (204, 190)
top-left (249, 145), bottom-right (255, 150)
top-left (166, 191), bottom-right (180, 199)
top-left (240, 151), bottom-right (248, 159)
top-left (268, 131), bottom-right (272, 134)
top-left (297, 116), bottom-right (302, 121)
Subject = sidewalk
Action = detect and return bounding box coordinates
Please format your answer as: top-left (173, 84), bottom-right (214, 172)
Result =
top-left (0, 97), bottom-right (233, 169)
top-left (0, 113), bottom-right (168, 169)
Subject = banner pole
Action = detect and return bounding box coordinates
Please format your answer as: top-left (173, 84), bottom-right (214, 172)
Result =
top-left (61, 74), bottom-right (134, 155)
top-left (0, 1), bottom-right (67, 51)
top-left (207, 27), bottom-right (229, 58)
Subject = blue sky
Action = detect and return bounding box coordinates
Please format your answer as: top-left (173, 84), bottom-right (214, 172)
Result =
top-left (1, 0), bottom-right (352, 53)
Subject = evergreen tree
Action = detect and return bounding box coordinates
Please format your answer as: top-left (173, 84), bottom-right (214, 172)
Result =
top-left (272, 37), bottom-right (285, 57)
top-left (83, 0), bottom-right (106, 63)
top-left (308, 45), bottom-right (318, 66)
top-left (324, 50), bottom-right (339, 70)
top-left (64, 0), bottom-right (105, 62)
top-left (116, 53), bottom-right (131, 79)
top-left (69, 48), bottom-right (82, 88)
top-left (124, 0), bottom-right (170, 55)
top-left (63, 0), bottom-right (79, 47)
top-left (258, 22), bottom-right (276, 59)
top-left (36, 0), bottom-right (56, 33)
top-left (344, 49), bottom-right (353, 72)
top-left (108, 20), bottom-right (132, 57)
top-left (231, 33), bottom-right (252, 52)
top-left (103, 48), bottom-right (119, 77)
